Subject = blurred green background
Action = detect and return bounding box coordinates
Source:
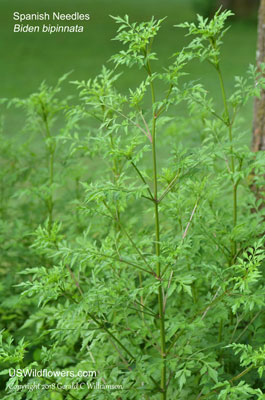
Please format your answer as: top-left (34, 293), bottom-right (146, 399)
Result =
top-left (0, 0), bottom-right (259, 135)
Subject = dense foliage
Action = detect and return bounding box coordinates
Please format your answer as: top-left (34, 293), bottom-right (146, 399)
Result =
top-left (0, 9), bottom-right (264, 400)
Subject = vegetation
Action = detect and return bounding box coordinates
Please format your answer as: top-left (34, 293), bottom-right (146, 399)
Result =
top-left (0, 9), bottom-right (264, 400)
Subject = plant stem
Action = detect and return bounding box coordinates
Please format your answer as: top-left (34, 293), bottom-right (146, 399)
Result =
top-left (146, 56), bottom-right (167, 399)
top-left (102, 199), bottom-right (154, 273)
top-left (130, 159), bottom-right (154, 200)
top-left (157, 170), bottom-right (180, 203)
top-left (75, 177), bottom-right (82, 231)
top-left (41, 101), bottom-right (55, 234)
top-left (235, 311), bottom-right (261, 343)
top-left (87, 310), bottom-right (136, 362)
top-left (66, 265), bottom-right (136, 362)
top-left (48, 147), bottom-right (54, 233)
top-left (102, 104), bottom-right (121, 233)
top-left (216, 63), bottom-right (237, 260)
top-left (86, 247), bottom-right (155, 276)
top-left (198, 366), bottom-right (254, 399)
top-left (109, 132), bottom-right (121, 232)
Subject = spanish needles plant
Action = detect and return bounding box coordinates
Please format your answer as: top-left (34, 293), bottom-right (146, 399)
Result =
top-left (0, 9), bottom-right (264, 400)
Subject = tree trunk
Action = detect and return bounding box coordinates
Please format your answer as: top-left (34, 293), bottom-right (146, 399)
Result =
top-left (253, 0), bottom-right (265, 152)
top-left (251, 0), bottom-right (265, 217)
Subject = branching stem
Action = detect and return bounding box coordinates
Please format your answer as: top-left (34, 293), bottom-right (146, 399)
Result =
top-left (40, 100), bottom-right (55, 233)
top-left (215, 63), bottom-right (237, 260)
top-left (146, 51), bottom-right (167, 400)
